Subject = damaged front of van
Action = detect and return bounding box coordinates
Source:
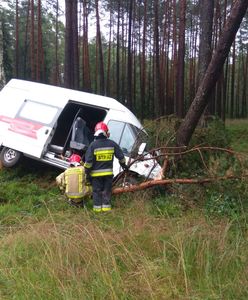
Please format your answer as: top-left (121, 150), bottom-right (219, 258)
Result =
top-left (104, 108), bottom-right (163, 182)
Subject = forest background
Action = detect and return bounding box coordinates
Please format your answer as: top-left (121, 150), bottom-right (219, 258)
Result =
top-left (0, 0), bottom-right (247, 123)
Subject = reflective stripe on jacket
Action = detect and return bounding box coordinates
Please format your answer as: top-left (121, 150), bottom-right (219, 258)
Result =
top-left (84, 136), bottom-right (125, 177)
top-left (56, 166), bottom-right (92, 199)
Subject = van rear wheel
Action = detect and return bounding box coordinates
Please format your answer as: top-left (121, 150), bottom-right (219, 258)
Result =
top-left (0, 147), bottom-right (22, 167)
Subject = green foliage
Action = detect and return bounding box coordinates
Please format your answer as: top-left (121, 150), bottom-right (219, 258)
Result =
top-left (143, 115), bottom-right (180, 148)
top-left (178, 118), bottom-right (230, 176)
top-left (192, 116), bottom-right (230, 147)
top-left (151, 194), bottom-right (183, 217)
top-left (204, 179), bottom-right (248, 218)
top-left (144, 116), bottom-right (234, 179)
top-left (226, 119), bottom-right (248, 154)
top-left (205, 191), bottom-right (241, 217)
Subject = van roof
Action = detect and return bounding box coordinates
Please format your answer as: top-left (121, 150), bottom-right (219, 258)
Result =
top-left (6, 79), bottom-right (126, 111)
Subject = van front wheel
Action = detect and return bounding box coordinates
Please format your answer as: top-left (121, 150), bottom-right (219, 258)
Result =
top-left (0, 147), bottom-right (22, 167)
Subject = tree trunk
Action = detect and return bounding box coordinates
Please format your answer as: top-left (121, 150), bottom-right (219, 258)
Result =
top-left (116, 1), bottom-right (121, 101)
top-left (15, 0), bottom-right (19, 77)
top-left (176, 0), bottom-right (186, 118)
top-left (95, 0), bottom-right (105, 95)
top-left (53, 0), bottom-right (60, 85)
top-left (0, 20), bottom-right (6, 89)
top-left (127, 0), bottom-right (133, 109)
top-left (23, 0), bottom-right (30, 79)
top-left (106, 8), bottom-right (112, 96)
top-left (154, 0), bottom-right (165, 117)
top-left (64, 0), bottom-right (79, 89)
top-left (198, 0), bottom-right (214, 85)
top-left (72, 0), bottom-right (79, 89)
top-left (30, 0), bottom-right (35, 80)
top-left (36, 0), bottom-right (43, 81)
top-left (64, 0), bottom-right (73, 88)
top-left (140, 0), bottom-right (147, 120)
top-left (176, 0), bottom-right (248, 147)
top-left (241, 50), bottom-right (248, 117)
top-left (230, 42), bottom-right (236, 118)
top-left (82, 0), bottom-right (91, 92)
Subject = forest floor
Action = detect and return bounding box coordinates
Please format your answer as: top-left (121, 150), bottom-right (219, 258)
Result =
top-left (0, 119), bottom-right (248, 299)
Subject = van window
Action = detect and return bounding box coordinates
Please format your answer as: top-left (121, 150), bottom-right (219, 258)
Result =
top-left (107, 120), bottom-right (125, 144)
top-left (119, 124), bottom-right (136, 154)
top-left (19, 100), bottom-right (59, 125)
top-left (108, 120), bottom-right (146, 156)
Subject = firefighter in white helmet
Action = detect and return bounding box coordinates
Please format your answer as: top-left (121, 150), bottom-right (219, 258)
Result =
top-left (84, 122), bottom-right (128, 212)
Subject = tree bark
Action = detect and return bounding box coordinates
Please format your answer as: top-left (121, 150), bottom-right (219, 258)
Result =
top-left (64, 0), bottom-right (73, 88)
top-left (15, 0), bottom-right (19, 77)
top-left (72, 0), bottom-right (79, 89)
top-left (176, 0), bottom-right (186, 118)
top-left (140, 0), bottom-right (147, 120)
top-left (112, 175), bottom-right (240, 195)
top-left (176, 0), bottom-right (248, 147)
top-left (198, 0), bottom-right (214, 85)
top-left (116, 1), bottom-right (121, 101)
top-left (127, 0), bottom-right (133, 109)
top-left (30, 0), bottom-right (35, 80)
top-left (64, 0), bottom-right (79, 89)
top-left (82, 0), bottom-right (91, 92)
top-left (36, 0), bottom-right (43, 81)
top-left (95, 0), bottom-right (105, 95)
top-left (0, 20), bottom-right (6, 89)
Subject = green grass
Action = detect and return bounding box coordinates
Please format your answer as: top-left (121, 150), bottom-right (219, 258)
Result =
top-left (226, 119), bottom-right (248, 154)
top-left (0, 119), bottom-right (248, 299)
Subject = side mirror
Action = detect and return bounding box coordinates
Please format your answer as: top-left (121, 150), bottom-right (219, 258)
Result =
top-left (138, 143), bottom-right (146, 155)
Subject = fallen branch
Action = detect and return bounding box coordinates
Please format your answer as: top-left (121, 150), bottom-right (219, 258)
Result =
top-left (112, 174), bottom-right (246, 195)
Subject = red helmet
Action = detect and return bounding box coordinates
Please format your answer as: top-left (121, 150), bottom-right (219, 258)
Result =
top-left (94, 122), bottom-right (109, 137)
top-left (69, 154), bottom-right (81, 166)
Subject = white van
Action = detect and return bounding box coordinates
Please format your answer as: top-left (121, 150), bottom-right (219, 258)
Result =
top-left (0, 79), bottom-right (162, 181)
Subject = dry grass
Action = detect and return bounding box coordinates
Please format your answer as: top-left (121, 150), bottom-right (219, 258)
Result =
top-left (1, 200), bottom-right (248, 299)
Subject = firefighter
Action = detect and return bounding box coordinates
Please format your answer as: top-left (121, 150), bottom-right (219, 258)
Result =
top-left (84, 122), bottom-right (128, 212)
top-left (56, 154), bottom-right (92, 207)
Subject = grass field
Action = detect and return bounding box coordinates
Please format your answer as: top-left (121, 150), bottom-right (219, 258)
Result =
top-left (225, 119), bottom-right (248, 154)
top-left (0, 119), bottom-right (248, 299)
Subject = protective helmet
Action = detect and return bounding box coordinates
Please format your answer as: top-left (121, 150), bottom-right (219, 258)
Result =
top-left (94, 122), bottom-right (109, 137)
top-left (69, 154), bottom-right (81, 165)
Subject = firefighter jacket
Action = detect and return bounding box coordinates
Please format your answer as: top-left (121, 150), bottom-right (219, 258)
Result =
top-left (56, 165), bottom-right (92, 201)
top-left (84, 136), bottom-right (126, 177)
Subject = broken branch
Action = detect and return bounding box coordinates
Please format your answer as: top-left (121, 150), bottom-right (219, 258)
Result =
top-left (112, 175), bottom-right (247, 195)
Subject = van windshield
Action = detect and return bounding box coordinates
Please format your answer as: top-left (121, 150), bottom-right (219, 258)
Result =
top-left (108, 120), bottom-right (147, 157)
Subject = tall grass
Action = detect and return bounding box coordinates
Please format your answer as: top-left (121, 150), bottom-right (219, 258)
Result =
top-left (1, 200), bottom-right (248, 299)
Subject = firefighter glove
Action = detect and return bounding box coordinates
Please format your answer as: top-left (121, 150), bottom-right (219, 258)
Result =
top-left (120, 162), bottom-right (129, 171)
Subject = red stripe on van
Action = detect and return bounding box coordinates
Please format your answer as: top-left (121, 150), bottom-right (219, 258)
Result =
top-left (0, 116), bottom-right (43, 139)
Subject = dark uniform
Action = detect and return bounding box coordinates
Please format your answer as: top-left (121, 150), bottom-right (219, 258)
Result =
top-left (84, 135), bottom-right (127, 212)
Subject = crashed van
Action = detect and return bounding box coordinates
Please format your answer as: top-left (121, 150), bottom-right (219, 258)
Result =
top-left (0, 79), bottom-right (162, 181)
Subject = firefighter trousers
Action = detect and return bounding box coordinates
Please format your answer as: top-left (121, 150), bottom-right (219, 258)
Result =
top-left (91, 176), bottom-right (113, 210)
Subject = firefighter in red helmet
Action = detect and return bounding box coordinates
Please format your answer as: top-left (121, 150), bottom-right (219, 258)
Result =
top-left (56, 154), bottom-right (91, 207)
top-left (84, 121), bottom-right (128, 212)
